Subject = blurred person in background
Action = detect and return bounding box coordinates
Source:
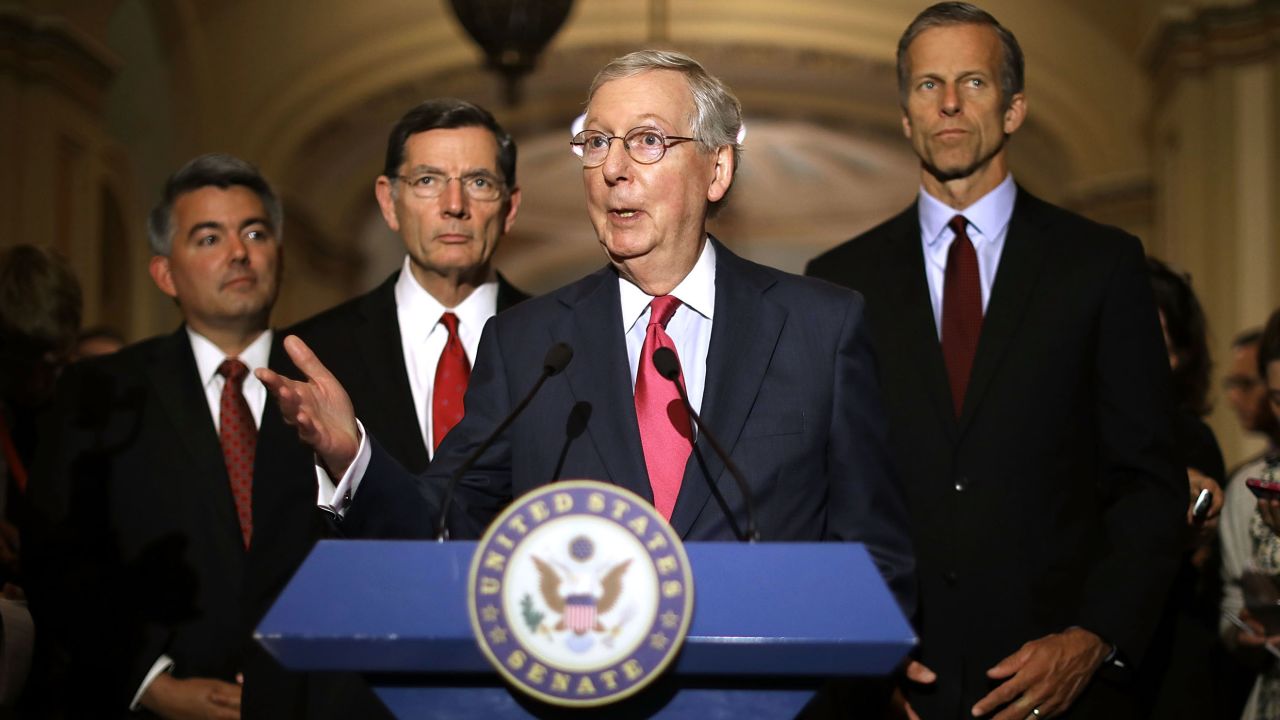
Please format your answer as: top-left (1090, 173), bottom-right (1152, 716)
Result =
top-left (1220, 307), bottom-right (1280, 720)
top-left (1139, 257), bottom-right (1252, 719)
top-left (0, 244), bottom-right (82, 709)
top-left (72, 326), bottom-right (126, 361)
top-left (1224, 329), bottom-right (1280, 472)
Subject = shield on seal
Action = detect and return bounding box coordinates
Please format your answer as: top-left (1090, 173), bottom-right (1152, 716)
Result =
top-left (563, 594), bottom-right (596, 634)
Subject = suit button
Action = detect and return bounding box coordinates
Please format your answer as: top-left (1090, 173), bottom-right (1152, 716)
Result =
top-left (944, 570), bottom-right (958, 585)
top-left (954, 476), bottom-right (968, 492)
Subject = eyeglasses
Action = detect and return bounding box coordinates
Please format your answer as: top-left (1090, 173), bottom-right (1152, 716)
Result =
top-left (570, 127), bottom-right (696, 168)
top-left (394, 172), bottom-right (505, 201)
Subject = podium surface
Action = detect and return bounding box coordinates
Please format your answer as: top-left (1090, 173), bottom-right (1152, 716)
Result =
top-left (258, 540), bottom-right (914, 717)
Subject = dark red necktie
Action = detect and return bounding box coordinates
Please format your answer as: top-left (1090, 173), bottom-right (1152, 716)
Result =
top-left (941, 215), bottom-right (983, 416)
top-left (635, 295), bottom-right (694, 520)
top-left (217, 358), bottom-right (255, 549)
top-left (432, 312), bottom-right (470, 450)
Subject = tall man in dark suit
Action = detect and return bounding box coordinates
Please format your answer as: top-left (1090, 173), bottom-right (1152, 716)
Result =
top-left (262, 50), bottom-right (916, 614)
top-left (290, 100), bottom-right (527, 474)
top-left (27, 155), bottom-right (324, 718)
top-left (806, 3), bottom-right (1184, 718)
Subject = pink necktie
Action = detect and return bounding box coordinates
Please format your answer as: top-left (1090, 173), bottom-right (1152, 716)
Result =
top-left (635, 295), bottom-right (694, 520)
top-left (217, 358), bottom-right (255, 549)
top-left (432, 312), bottom-right (470, 450)
top-left (941, 215), bottom-right (983, 416)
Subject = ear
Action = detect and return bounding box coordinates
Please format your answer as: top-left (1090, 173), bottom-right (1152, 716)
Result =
top-left (374, 176), bottom-right (401, 232)
top-left (901, 111), bottom-right (914, 141)
top-left (149, 255), bottom-right (178, 299)
top-left (1003, 92), bottom-right (1027, 135)
top-left (502, 187), bottom-right (522, 235)
top-left (705, 145), bottom-right (735, 204)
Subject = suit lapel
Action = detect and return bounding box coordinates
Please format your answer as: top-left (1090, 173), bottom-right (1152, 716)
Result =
top-left (668, 241), bottom-right (784, 538)
top-left (883, 208), bottom-right (959, 441)
top-left (357, 274), bottom-right (429, 468)
top-left (147, 328), bottom-right (243, 546)
top-left (554, 269), bottom-right (653, 502)
top-left (958, 188), bottom-right (1051, 430)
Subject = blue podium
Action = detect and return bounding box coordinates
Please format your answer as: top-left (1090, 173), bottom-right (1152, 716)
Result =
top-left (257, 540), bottom-right (914, 718)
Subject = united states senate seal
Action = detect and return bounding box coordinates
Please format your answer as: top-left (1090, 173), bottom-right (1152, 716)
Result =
top-left (467, 480), bottom-right (694, 707)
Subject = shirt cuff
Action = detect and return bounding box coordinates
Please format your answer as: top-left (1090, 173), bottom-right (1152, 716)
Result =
top-left (130, 654), bottom-right (174, 711)
top-left (315, 420), bottom-right (370, 517)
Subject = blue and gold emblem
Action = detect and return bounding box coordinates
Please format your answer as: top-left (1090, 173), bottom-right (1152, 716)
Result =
top-left (468, 481), bottom-right (694, 707)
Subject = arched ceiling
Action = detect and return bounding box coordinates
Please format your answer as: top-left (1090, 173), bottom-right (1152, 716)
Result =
top-left (98, 0), bottom-right (1196, 302)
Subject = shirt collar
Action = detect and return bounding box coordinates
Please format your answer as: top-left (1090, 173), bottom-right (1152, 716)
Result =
top-left (393, 255), bottom-right (499, 337)
top-left (919, 173), bottom-right (1017, 246)
top-left (187, 326), bottom-right (273, 385)
top-left (619, 237), bottom-right (717, 333)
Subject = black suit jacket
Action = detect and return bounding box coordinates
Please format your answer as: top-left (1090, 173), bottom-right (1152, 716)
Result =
top-left (341, 239), bottom-right (917, 614)
top-left (289, 270), bottom-right (528, 474)
top-left (806, 189), bottom-right (1184, 718)
top-left (26, 329), bottom-right (325, 718)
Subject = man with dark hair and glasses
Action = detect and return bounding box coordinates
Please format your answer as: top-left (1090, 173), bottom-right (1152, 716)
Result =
top-left (807, 2), bottom-right (1183, 718)
top-left (290, 99), bottom-right (528, 476)
top-left (262, 50), bottom-right (916, 620)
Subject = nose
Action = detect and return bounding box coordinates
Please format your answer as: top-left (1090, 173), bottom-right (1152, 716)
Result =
top-left (440, 177), bottom-right (469, 217)
top-left (598, 137), bottom-right (632, 185)
top-left (941, 83), bottom-right (961, 116)
top-left (227, 234), bottom-right (249, 263)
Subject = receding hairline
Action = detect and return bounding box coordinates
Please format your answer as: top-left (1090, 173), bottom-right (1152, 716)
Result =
top-left (585, 71), bottom-right (698, 129)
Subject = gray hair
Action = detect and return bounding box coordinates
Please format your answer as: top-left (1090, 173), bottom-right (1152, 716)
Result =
top-left (147, 153), bottom-right (283, 256)
top-left (896, 2), bottom-right (1025, 111)
top-left (588, 49), bottom-right (742, 214)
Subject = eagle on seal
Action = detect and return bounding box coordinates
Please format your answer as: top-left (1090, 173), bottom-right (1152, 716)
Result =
top-left (533, 556), bottom-right (632, 635)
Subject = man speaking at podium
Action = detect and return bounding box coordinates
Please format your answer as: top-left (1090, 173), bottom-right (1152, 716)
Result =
top-left (261, 50), bottom-right (915, 615)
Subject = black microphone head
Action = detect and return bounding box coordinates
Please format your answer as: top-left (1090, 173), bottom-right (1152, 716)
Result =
top-left (652, 347), bottom-right (680, 381)
top-left (544, 342), bottom-right (573, 376)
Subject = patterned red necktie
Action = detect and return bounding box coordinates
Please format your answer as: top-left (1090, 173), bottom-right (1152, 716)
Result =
top-left (635, 295), bottom-right (694, 520)
top-left (941, 215), bottom-right (983, 416)
top-left (217, 358), bottom-right (255, 549)
top-left (432, 312), bottom-right (470, 450)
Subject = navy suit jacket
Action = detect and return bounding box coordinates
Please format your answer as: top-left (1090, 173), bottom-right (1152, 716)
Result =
top-left (807, 189), bottom-right (1184, 718)
top-left (342, 239), bottom-right (916, 615)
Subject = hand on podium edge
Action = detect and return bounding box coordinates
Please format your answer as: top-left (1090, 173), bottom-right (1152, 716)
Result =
top-left (256, 335), bottom-right (359, 477)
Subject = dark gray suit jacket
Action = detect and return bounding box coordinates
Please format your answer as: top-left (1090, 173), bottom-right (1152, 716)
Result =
top-left (807, 188), bottom-right (1184, 718)
top-left (289, 270), bottom-right (528, 474)
top-left (27, 329), bottom-right (325, 717)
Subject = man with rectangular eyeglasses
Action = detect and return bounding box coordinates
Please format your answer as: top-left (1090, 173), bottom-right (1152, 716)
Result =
top-left (289, 99), bottom-right (529, 479)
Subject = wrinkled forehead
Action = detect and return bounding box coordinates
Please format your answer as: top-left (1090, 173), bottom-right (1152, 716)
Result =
top-left (585, 70), bottom-right (695, 133)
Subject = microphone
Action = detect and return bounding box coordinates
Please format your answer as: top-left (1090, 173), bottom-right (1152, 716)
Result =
top-left (435, 342), bottom-right (573, 540)
top-left (652, 347), bottom-right (759, 542)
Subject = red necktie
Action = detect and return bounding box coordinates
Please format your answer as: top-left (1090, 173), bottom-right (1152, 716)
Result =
top-left (635, 295), bottom-right (694, 520)
top-left (217, 358), bottom-right (255, 549)
top-left (941, 215), bottom-right (983, 416)
top-left (432, 312), bottom-right (470, 450)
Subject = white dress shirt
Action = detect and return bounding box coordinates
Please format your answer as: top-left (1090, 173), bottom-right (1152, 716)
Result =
top-left (918, 173), bottom-right (1017, 337)
top-left (321, 239), bottom-right (720, 517)
top-left (620, 238), bottom-right (716, 414)
top-left (132, 327), bottom-right (272, 709)
top-left (394, 255), bottom-right (499, 456)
